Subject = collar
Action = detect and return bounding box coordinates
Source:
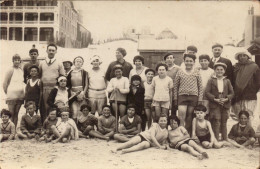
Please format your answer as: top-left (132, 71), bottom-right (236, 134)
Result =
top-left (116, 59), bottom-right (125, 65)
top-left (212, 57), bottom-right (221, 62)
top-left (46, 58), bottom-right (56, 64)
top-left (28, 112), bottom-right (36, 118)
top-left (212, 75), bottom-right (227, 80)
top-left (72, 68), bottom-right (82, 72)
top-left (239, 123), bottom-right (247, 128)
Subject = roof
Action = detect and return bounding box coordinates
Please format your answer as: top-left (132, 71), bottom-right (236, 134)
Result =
top-left (138, 39), bottom-right (185, 51)
top-left (156, 28), bottom-right (178, 40)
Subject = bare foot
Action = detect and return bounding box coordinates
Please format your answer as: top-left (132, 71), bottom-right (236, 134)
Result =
top-left (62, 138), bottom-right (68, 143)
top-left (52, 139), bottom-right (59, 144)
top-left (202, 152), bottom-right (209, 159)
top-left (196, 155), bottom-right (203, 160)
top-left (121, 150), bottom-right (127, 154)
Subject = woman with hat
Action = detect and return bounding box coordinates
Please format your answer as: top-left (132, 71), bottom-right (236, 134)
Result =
top-left (62, 59), bottom-right (73, 76)
top-left (129, 55), bottom-right (148, 85)
top-left (88, 55), bottom-right (107, 116)
top-left (232, 50), bottom-right (260, 129)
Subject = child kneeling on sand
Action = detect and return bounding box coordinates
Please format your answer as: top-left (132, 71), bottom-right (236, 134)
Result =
top-left (169, 116), bottom-right (208, 160)
top-left (52, 111), bottom-right (79, 143)
top-left (39, 108), bottom-right (58, 142)
top-left (192, 105), bottom-right (225, 149)
top-left (114, 114), bottom-right (168, 154)
top-left (228, 111), bottom-right (256, 149)
top-left (17, 101), bottom-right (42, 139)
top-left (0, 109), bottom-right (15, 142)
top-left (114, 104), bottom-right (142, 142)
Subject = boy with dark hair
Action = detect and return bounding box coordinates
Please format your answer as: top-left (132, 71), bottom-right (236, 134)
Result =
top-left (0, 109), bottom-right (15, 142)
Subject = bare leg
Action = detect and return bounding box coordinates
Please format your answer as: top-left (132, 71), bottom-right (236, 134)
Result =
top-left (114, 134), bottom-right (131, 142)
top-left (116, 136), bottom-right (142, 151)
top-left (189, 140), bottom-right (205, 154)
top-left (121, 141), bottom-right (150, 154)
top-left (201, 141), bottom-right (210, 149)
top-left (154, 106), bottom-right (161, 123)
top-left (178, 105), bottom-right (187, 127)
top-left (0, 134), bottom-right (3, 142)
top-left (227, 139), bottom-right (244, 148)
top-left (118, 104), bottom-right (126, 118)
top-left (51, 125), bottom-right (61, 138)
top-left (52, 126), bottom-right (71, 143)
top-left (242, 137), bottom-right (256, 147)
top-left (145, 108), bottom-right (152, 129)
top-left (104, 131), bottom-right (115, 138)
top-left (185, 106), bottom-right (194, 135)
top-left (17, 132), bottom-right (28, 139)
top-left (180, 144), bottom-right (202, 158)
top-left (89, 130), bottom-right (110, 140)
top-left (213, 139), bottom-right (224, 149)
top-left (13, 103), bottom-right (22, 128)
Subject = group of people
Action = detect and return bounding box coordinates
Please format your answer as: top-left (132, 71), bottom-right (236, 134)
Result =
top-left (1, 43), bottom-right (260, 159)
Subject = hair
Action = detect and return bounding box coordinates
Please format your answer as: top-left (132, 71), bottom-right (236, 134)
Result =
top-left (199, 54), bottom-right (210, 62)
top-left (158, 113), bottom-right (167, 119)
top-left (102, 105), bottom-right (111, 111)
top-left (116, 48), bottom-right (127, 57)
top-left (163, 53), bottom-right (175, 61)
top-left (156, 63), bottom-right (168, 71)
top-left (127, 104), bottom-right (136, 111)
top-left (183, 54), bottom-right (196, 61)
top-left (133, 55), bottom-right (144, 64)
top-left (12, 54), bottom-right (21, 62)
top-left (194, 105), bottom-right (207, 112)
top-left (214, 63), bottom-right (227, 70)
top-left (113, 64), bottom-right (123, 72)
top-left (80, 104), bottom-right (91, 112)
top-left (48, 107), bottom-right (57, 114)
top-left (238, 110), bottom-right (249, 119)
top-left (1, 109), bottom-right (12, 118)
top-left (47, 43), bottom-right (57, 50)
top-left (131, 75), bottom-right (142, 83)
top-left (145, 68), bottom-right (155, 75)
top-left (73, 56), bottom-right (84, 64)
top-left (29, 48), bottom-right (39, 54)
top-left (187, 45), bottom-right (198, 53)
top-left (56, 75), bottom-right (67, 86)
top-left (170, 116), bottom-right (180, 126)
top-left (25, 101), bottom-right (36, 109)
top-left (29, 65), bottom-right (40, 73)
top-left (63, 60), bottom-right (73, 66)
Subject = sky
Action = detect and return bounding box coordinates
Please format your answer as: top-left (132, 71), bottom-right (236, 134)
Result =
top-left (73, 1), bottom-right (260, 43)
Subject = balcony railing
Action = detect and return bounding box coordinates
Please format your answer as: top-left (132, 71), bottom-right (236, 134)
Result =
top-left (40, 21), bottom-right (54, 24)
top-left (0, 21), bottom-right (8, 24)
top-left (0, 6), bottom-right (56, 10)
top-left (24, 21), bottom-right (38, 24)
top-left (9, 21), bottom-right (23, 24)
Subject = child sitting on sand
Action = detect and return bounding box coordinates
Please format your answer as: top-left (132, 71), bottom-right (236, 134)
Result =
top-left (113, 104), bottom-right (142, 142)
top-left (228, 111), bottom-right (256, 149)
top-left (114, 114), bottom-right (168, 154)
top-left (97, 105), bottom-right (116, 139)
top-left (52, 111), bottom-right (79, 143)
top-left (169, 116), bottom-right (208, 160)
top-left (17, 101), bottom-right (42, 139)
top-left (78, 105), bottom-right (110, 140)
top-left (192, 105), bottom-right (224, 149)
top-left (39, 108), bottom-right (58, 142)
top-left (0, 109), bottom-right (15, 142)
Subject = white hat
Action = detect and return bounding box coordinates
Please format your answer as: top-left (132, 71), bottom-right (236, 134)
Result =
top-left (90, 55), bottom-right (102, 64)
top-left (235, 50), bottom-right (252, 60)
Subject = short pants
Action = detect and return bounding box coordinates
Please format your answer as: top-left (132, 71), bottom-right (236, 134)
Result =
top-left (197, 133), bottom-right (211, 143)
top-left (178, 95), bottom-right (198, 107)
top-left (152, 100), bottom-right (170, 109)
top-left (175, 138), bottom-right (194, 150)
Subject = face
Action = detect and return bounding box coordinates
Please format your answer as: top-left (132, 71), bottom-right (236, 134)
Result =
top-left (134, 59), bottom-right (143, 67)
top-left (82, 108), bottom-right (90, 116)
top-left (61, 112), bottom-right (69, 121)
top-left (212, 47), bottom-right (222, 58)
top-left (46, 46), bottom-right (57, 59)
top-left (114, 69), bottom-right (122, 78)
top-left (27, 104), bottom-right (35, 116)
top-left (170, 120), bottom-right (178, 130)
top-left (239, 114), bottom-right (248, 125)
top-left (238, 54), bottom-right (249, 64)
top-left (184, 57), bottom-right (195, 69)
top-left (74, 58), bottom-right (83, 69)
top-left (165, 55), bottom-right (174, 65)
top-left (63, 62), bottom-right (71, 69)
top-left (92, 59), bottom-right (100, 68)
top-left (158, 66), bottom-right (166, 76)
top-left (1, 114), bottom-right (10, 123)
top-left (132, 80), bottom-right (141, 86)
top-left (30, 52), bottom-right (38, 61)
top-left (49, 111), bottom-right (57, 120)
top-left (158, 116), bottom-right (168, 129)
top-left (13, 58), bottom-right (21, 67)
top-left (127, 108), bottom-right (135, 118)
top-left (102, 107), bottom-right (111, 117)
top-left (58, 79), bottom-right (67, 88)
top-left (199, 59), bottom-right (209, 70)
top-left (30, 68), bottom-right (38, 77)
top-left (195, 111), bottom-right (206, 120)
top-left (215, 66), bottom-right (225, 77)
top-left (187, 50), bottom-right (196, 55)
top-left (146, 71), bottom-right (154, 81)
top-left (116, 50), bottom-right (124, 61)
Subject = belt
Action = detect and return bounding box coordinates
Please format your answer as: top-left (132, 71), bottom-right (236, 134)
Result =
top-left (89, 88), bottom-right (106, 91)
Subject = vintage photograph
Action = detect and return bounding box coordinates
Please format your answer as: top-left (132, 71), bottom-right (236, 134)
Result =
top-left (0, 0), bottom-right (259, 169)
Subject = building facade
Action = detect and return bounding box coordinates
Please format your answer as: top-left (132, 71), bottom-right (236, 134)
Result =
top-left (0, 0), bottom-right (91, 48)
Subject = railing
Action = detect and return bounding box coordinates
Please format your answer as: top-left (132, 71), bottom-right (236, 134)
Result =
top-left (9, 21), bottom-right (23, 24)
top-left (24, 21), bottom-right (38, 24)
top-left (40, 21), bottom-right (54, 24)
top-left (0, 6), bottom-right (56, 10)
top-left (0, 21), bottom-right (8, 24)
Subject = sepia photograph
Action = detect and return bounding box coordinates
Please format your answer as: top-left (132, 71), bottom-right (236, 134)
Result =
top-left (0, 0), bottom-right (260, 169)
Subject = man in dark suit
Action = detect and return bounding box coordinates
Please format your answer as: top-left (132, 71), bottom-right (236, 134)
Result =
top-left (209, 43), bottom-right (233, 84)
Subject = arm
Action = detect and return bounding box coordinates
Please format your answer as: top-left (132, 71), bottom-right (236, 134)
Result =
top-left (38, 80), bottom-right (43, 108)
top-left (173, 72), bottom-right (180, 102)
top-left (8, 123), bottom-right (16, 140)
top-left (47, 88), bottom-right (57, 108)
top-left (119, 78), bottom-right (130, 94)
top-left (59, 62), bottom-right (65, 76)
top-left (105, 64), bottom-right (112, 81)
top-left (97, 117), bottom-right (105, 133)
top-left (128, 123), bottom-right (142, 135)
top-left (106, 79), bottom-right (114, 93)
top-left (207, 121), bottom-right (215, 145)
top-left (82, 71), bottom-right (89, 96)
top-left (41, 120), bottom-right (47, 135)
top-left (205, 79), bottom-right (215, 101)
top-left (169, 78), bottom-right (173, 109)
top-left (150, 126), bottom-right (165, 149)
top-left (34, 116), bottom-right (42, 134)
top-left (119, 125), bottom-right (137, 134)
top-left (23, 66), bottom-right (27, 83)
top-left (228, 125), bottom-right (236, 140)
top-left (197, 75), bottom-right (203, 102)
top-left (191, 118), bottom-right (197, 139)
top-left (3, 68), bottom-right (13, 94)
top-left (226, 79), bottom-right (234, 101)
top-left (20, 116), bottom-right (29, 134)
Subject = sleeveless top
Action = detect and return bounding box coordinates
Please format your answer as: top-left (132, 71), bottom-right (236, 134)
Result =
top-left (195, 120), bottom-right (209, 137)
top-left (25, 79), bottom-right (41, 103)
top-left (6, 68), bottom-right (25, 100)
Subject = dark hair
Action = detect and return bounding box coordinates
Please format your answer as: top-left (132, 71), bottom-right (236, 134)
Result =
top-left (113, 64), bottom-right (123, 72)
top-left (145, 68), bottom-right (155, 75)
top-left (194, 105), bottom-right (207, 112)
top-left (170, 116), bottom-right (180, 126)
top-left (29, 48), bottom-right (39, 54)
top-left (48, 107), bottom-right (57, 114)
top-left (163, 53), bottom-right (175, 60)
top-left (29, 65), bottom-right (40, 73)
top-left (116, 48), bottom-right (127, 57)
top-left (127, 104), bottom-right (136, 111)
top-left (73, 56), bottom-right (84, 64)
top-left (25, 101), bottom-right (36, 109)
top-left (47, 43), bottom-right (57, 50)
top-left (159, 113), bottom-right (167, 119)
top-left (238, 111), bottom-right (249, 118)
top-left (56, 75), bottom-right (67, 86)
top-left (131, 75), bottom-right (141, 83)
top-left (80, 104), bottom-right (91, 112)
top-left (102, 105), bottom-right (111, 111)
top-left (187, 45), bottom-right (198, 53)
top-left (133, 55), bottom-right (144, 64)
top-left (156, 63), bottom-right (168, 71)
top-left (1, 109), bottom-right (12, 118)
top-left (12, 54), bottom-right (21, 62)
top-left (63, 60), bottom-right (73, 66)
top-left (183, 54), bottom-right (196, 61)
top-left (199, 54), bottom-right (210, 62)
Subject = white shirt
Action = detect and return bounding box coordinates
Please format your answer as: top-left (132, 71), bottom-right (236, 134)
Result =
top-left (46, 58), bottom-right (56, 64)
top-left (217, 77), bottom-right (224, 93)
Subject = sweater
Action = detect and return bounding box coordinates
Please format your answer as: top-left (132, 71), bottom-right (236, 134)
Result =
top-left (20, 114), bottom-right (42, 134)
top-left (105, 60), bottom-right (133, 81)
top-left (107, 77), bottom-right (130, 102)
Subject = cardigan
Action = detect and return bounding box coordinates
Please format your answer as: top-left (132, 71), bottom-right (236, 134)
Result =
top-left (228, 123), bottom-right (255, 141)
top-left (47, 87), bottom-right (76, 108)
top-left (20, 114), bottom-right (42, 134)
top-left (66, 69), bottom-right (88, 90)
top-left (205, 76), bottom-right (234, 109)
top-left (105, 60), bottom-right (133, 81)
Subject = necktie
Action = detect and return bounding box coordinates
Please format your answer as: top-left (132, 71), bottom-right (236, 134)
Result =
top-left (49, 59), bottom-right (52, 64)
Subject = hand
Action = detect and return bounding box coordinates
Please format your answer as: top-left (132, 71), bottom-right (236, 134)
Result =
top-left (208, 142), bottom-right (213, 148)
top-left (220, 98), bottom-right (228, 103)
top-left (214, 98), bottom-right (222, 105)
top-left (198, 101), bottom-right (203, 105)
top-left (240, 136), bottom-right (247, 141)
